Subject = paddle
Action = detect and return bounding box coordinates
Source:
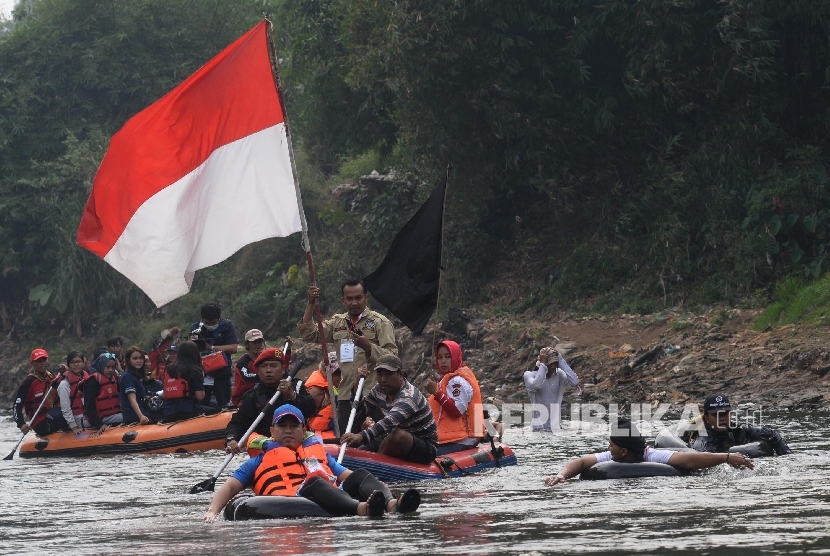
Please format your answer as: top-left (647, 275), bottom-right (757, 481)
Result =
top-left (190, 340), bottom-right (296, 494)
top-left (4, 384), bottom-right (55, 461)
top-left (337, 376), bottom-right (365, 464)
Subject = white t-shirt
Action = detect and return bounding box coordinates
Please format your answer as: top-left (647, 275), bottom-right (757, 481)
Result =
top-left (523, 364), bottom-right (568, 429)
top-left (594, 446), bottom-right (674, 464)
top-left (444, 375), bottom-right (474, 413)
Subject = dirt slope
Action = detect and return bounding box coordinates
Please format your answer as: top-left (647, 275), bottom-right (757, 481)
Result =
top-left (3, 309), bottom-right (828, 414)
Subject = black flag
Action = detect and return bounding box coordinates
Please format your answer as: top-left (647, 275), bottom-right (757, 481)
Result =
top-left (363, 173), bottom-right (446, 335)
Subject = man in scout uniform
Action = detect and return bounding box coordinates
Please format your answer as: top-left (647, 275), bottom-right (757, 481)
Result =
top-left (298, 279), bottom-right (398, 434)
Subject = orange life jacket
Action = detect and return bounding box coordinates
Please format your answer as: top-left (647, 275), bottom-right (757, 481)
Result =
top-left (163, 374), bottom-right (189, 400)
top-left (428, 366), bottom-right (485, 444)
top-left (307, 405), bottom-right (336, 440)
top-left (251, 440), bottom-right (335, 496)
top-left (23, 373), bottom-right (58, 428)
top-left (64, 371), bottom-right (89, 416)
top-left (92, 372), bottom-right (121, 418)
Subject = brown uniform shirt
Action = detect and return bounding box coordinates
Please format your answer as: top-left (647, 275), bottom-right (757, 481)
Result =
top-left (297, 308), bottom-right (397, 401)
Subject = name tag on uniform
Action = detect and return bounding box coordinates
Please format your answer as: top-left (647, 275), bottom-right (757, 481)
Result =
top-left (340, 338), bottom-right (355, 363)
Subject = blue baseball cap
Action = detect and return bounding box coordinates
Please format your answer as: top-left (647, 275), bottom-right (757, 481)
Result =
top-left (272, 404), bottom-right (305, 425)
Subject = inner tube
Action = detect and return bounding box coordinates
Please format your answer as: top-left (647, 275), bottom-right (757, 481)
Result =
top-left (579, 461), bottom-right (684, 481)
top-left (223, 494), bottom-right (333, 521)
top-left (654, 425), bottom-right (689, 450)
top-left (729, 441), bottom-right (773, 458)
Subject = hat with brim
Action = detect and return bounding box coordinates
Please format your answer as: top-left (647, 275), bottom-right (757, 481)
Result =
top-left (305, 370), bottom-right (329, 390)
top-left (245, 329), bottom-right (264, 342)
top-left (272, 404), bottom-right (305, 425)
top-left (375, 354), bottom-right (402, 373)
top-left (703, 393), bottom-right (732, 413)
top-left (30, 348), bottom-right (48, 362)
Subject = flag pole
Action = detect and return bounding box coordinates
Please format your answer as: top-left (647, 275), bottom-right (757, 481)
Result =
top-left (264, 17), bottom-right (340, 438)
top-left (431, 164), bottom-right (452, 349)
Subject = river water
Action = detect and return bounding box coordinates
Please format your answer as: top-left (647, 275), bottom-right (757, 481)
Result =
top-left (1, 410), bottom-right (829, 555)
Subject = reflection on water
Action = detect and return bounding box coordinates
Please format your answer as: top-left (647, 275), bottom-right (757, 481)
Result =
top-left (1, 412), bottom-right (829, 555)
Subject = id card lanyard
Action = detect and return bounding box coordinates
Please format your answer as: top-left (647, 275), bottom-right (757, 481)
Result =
top-left (340, 311), bottom-right (364, 363)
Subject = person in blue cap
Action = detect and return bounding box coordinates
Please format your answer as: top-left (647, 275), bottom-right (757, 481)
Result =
top-left (202, 404), bottom-right (421, 522)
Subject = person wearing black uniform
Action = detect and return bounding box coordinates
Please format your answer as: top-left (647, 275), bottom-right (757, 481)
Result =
top-left (683, 393), bottom-right (791, 455)
top-left (223, 347), bottom-right (316, 454)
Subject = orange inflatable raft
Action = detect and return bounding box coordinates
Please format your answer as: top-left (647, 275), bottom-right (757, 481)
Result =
top-left (19, 411), bottom-right (234, 458)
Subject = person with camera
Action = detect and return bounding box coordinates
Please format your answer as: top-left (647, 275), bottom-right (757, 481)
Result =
top-left (120, 346), bottom-right (163, 425)
top-left (298, 279), bottom-right (398, 434)
top-left (190, 302), bottom-right (238, 409)
top-left (523, 347), bottom-right (580, 431)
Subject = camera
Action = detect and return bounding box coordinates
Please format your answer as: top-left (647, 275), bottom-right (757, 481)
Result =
top-left (190, 323), bottom-right (204, 339)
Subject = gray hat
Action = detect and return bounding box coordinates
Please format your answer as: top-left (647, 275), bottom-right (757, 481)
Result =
top-left (375, 354), bottom-right (402, 373)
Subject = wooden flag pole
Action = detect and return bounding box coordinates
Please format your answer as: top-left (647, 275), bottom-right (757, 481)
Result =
top-left (264, 17), bottom-right (340, 438)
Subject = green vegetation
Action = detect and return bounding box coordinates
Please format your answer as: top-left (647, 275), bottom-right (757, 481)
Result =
top-left (0, 0), bottom-right (829, 352)
top-left (754, 276), bottom-right (830, 329)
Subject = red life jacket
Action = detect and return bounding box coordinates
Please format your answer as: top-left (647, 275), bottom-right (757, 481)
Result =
top-left (231, 354), bottom-right (259, 406)
top-left (163, 373), bottom-right (190, 400)
top-left (251, 440), bottom-right (334, 496)
top-left (23, 373), bottom-right (58, 428)
top-left (64, 371), bottom-right (89, 416)
top-left (92, 372), bottom-right (121, 418)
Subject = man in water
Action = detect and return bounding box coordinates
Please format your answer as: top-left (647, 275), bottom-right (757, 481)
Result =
top-left (203, 404), bottom-right (420, 522)
top-left (544, 420), bottom-right (755, 486)
top-left (523, 347), bottom-right (580, 430)
top-left (298, 279), bottom-right (397, 433)
top-left (341, 355), bottom-right (438, 464)
top-left (680, 393), bottom-right (791, 455)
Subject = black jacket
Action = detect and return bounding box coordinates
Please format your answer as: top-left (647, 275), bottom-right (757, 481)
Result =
top-left (224, 380), bottom-right (316, 442)
top-left (690, 422), bottom-right (791, 455)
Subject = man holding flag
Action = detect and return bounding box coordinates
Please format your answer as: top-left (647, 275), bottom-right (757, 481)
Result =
top-left (298, 279), bottom-right (397, 434)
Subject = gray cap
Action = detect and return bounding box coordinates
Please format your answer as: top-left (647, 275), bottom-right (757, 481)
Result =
top-left (375, 354), bottom-right (402, 373)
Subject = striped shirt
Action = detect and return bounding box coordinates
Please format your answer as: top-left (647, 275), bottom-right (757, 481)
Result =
top-left (359, 380), bottom-right (438, 447)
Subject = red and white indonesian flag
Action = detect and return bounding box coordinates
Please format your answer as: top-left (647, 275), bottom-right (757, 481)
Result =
top-left (76, 21), bottom-right (302, 306)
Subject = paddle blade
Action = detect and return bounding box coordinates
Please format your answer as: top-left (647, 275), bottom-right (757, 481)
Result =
top-left (190, 477), bottom-right (217, 494)
top-left (3, 449), bottom-right (15, 461)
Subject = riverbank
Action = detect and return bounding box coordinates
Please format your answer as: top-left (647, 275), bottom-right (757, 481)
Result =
top-left (2, 308), bottom-right (828, 413)
top-left (387, 307), bottom-right (830, 413)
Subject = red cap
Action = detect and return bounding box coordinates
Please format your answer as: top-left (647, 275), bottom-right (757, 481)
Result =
top-left (254, 347), bottom-right (285, 367)
top-left (30, 348), bottom-right (48, 362)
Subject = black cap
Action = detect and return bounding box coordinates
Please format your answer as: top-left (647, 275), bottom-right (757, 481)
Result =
top-left (609, 419), bottom-right (646, 458)
top-left (703, 393), bottom-right (732, 413)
